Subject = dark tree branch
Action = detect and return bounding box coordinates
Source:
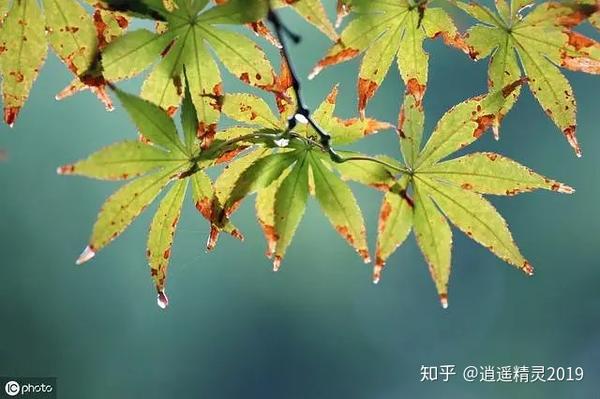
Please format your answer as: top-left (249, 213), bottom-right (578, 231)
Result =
top-left (266, 4), bottom-right (408, 174)
top-left (267, 6), bottom-right (342, 162)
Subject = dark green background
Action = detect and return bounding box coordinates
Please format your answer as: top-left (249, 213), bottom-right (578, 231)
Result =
top-left (1, 2), bottom-right (599, 398)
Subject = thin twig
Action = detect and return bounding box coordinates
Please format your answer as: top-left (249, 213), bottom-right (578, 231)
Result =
top-left (266, 3), bottom-right (407, 174)
top-left (267, 6), bottom-right (342, 162)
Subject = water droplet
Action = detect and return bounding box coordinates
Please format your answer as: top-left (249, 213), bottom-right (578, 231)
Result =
top-left (206, 226), bottom-right (219, 251)
top-left (372, 264), bottom-right (383, 284)
top-left (272, 256), bottom-right (282, 272)
top-left (76, 246), bottom-right (95, 265)
top-left (439, 294), bottom-right (449, 309)
top-left (294, 113), bottom-right (309, 124)
top-left (157, 290), bottom-right (169, 309)
top-left (274, 138), bottom-right (289, 147)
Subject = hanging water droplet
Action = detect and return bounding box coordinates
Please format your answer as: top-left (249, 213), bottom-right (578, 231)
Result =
top-left (206, 226), bottom-right (219, 251)
top-left (157, 290), bottom-right (169, 309)
top-left (439, 294), bottom-right (449, 309)
top-left (76, 245), bottom-right (95, 265)
top-left (294, 113), bottom-right (309, 124)
top-left (274, 138), bottom-right (289, 147)
top-left (372, 264), bottom-right (383, 284)
top-left (272, 256), bottom-right (282, 272)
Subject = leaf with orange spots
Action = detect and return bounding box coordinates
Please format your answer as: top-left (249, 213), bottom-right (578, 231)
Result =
top-left (458, 0), bottom-right (600, 155)
top-left (97, 0), bottom-right (273, 128)
top-left (373, 87), bottom-right (573, 307)
top-left (147, 178), bottom-right (187, 300)
top-left (310, 0), bottom-right (466, 116)
top-left (56, 140), bottom-right (187, 181)
top-left (61, 85), bottom-right (256, 308)
top-left (311, 152), bottom-right (370, 263)
top-left (310, 85), bottom-right (393, 145)
top-left (0, 0), bottom-right (47, 126)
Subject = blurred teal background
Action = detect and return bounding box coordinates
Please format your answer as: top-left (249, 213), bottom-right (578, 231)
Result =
top-left (1, 2), bottom-right (600, 398)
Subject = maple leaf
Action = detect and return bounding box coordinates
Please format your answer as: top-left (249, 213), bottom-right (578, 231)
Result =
top-left (0, 0), bottom-right (124, 126)
top-left (457, 0), bottom-right (599, 155)
top-left (95, 0), bottom-right (275, 144)
top-left (58, 83), bottom-right (246, 309)
top-left (309, 0), bottom-right (468, 117)
top-left (213, 82), bottom-right (393, 270)
top-left (373, 84), bottom-right (574, 308)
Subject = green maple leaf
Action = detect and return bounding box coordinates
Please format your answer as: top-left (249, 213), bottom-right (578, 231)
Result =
top-left (309, 0), bottom-right (468, 116)
top-left (373, 84), bottom-right (574, 308)
top-left (97, 0), bottom-right (274, 143)
top-left (59, 82), bottom-right (246, 308)
top-left (457, 0), bottom-right (599, 155)
top-left (0, 0), bottom-right (124, 126)
top-left (213, 76), bottom-right (394, 270)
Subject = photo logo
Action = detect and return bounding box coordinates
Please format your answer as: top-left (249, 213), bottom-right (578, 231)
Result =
top-left (4, 381), bottom-right (19, 397)
top-left (1, 378), bottom-right (55, 398)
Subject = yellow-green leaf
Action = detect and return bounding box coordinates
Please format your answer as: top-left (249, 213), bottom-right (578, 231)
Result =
top-left (0, 0), bottom-right (47, 126)
top-left (419, 152), bottom-right (575, 196)
top-left (310, 152), bottom-right (370, 263)
top-left (147, 178), bottom-right (187, 300)
top-left (57, 140), bottom-right (186, 181)
top-left (374, 176), bottom-right (413, 283)
top-left (412, 181), bottom-right (452, 308)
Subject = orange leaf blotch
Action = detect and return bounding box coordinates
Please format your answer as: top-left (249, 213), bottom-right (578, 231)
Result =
top-left (473, 114), bottom-right (495, 138)
top-left (260, 223), bottom-right (278, 258)
top-left (406, 78), bottom-right (426, 104)
top-left (309, 47), bottom-right (360, 79)
top-left (4, 106), bottom-right (21, 127)
top-left (358, 78), bottom-right (378, 117)
top-left (195, 197), bottom-right (213, 220)
top-left (563, 125), bottom-right (582, 157)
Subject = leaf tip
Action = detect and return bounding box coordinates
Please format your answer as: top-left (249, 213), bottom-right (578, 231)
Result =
top-left (552, 183), bottom-right (575, 194)
top-left (521, 261), bottom-right (534, 277)
top-left (206, 226), bottom-right (220, 251)
top-left (273, 255), bottom-right (282, 272)
top-left (4, 107), bottom-right (20, 127)
top-left (157, 290), bottom-right (169, 310)
top-left (563, 126), bottom-right (582, 157)
top-left (57, 164), bottom-right (75, 175)
top-left (372, 263), bottom-right (384, 284)
top-left (76, 245), bottom-right (96, 265)
top-left (359, 249), bottom-right (371, 264)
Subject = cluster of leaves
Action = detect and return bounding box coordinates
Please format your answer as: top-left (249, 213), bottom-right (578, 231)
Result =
top-left (2, 0), bottom-right (599, 308)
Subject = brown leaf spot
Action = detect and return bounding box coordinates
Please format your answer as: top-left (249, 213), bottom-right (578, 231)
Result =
top-left (4, 107), bottom-right (20, 127)
top-left (309, 47), bottom-right (360, 79)
top-left (358, 78), bottom-right (378, 116)
top-left (260, 224), bottom-right (278, 258)
top-left (195, 197), bottom-right (213, 220)
top-left (406, 78), bottom-right (426, 104)
top-left (473, 114), bottom-right (495, 138)
top-left (335, 225), bottom-right (355, 245)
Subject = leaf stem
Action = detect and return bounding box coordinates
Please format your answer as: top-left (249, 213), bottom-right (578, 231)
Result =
top-left (266, 2), bottom-right (407, 175)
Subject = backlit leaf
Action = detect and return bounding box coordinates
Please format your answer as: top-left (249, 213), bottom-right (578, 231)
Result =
top-left (311, 152), bottom-right (370, 263)
top-left (147, 178), bottom-right (187, 298)
top-left (0, 0), bottom-right (47, 126)
top-left (459, 0), bottom-right (599, 155)
top-left (311, 0), bottom-right (467, 115)
top-left (56, 140), bottom-right (186, 180)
